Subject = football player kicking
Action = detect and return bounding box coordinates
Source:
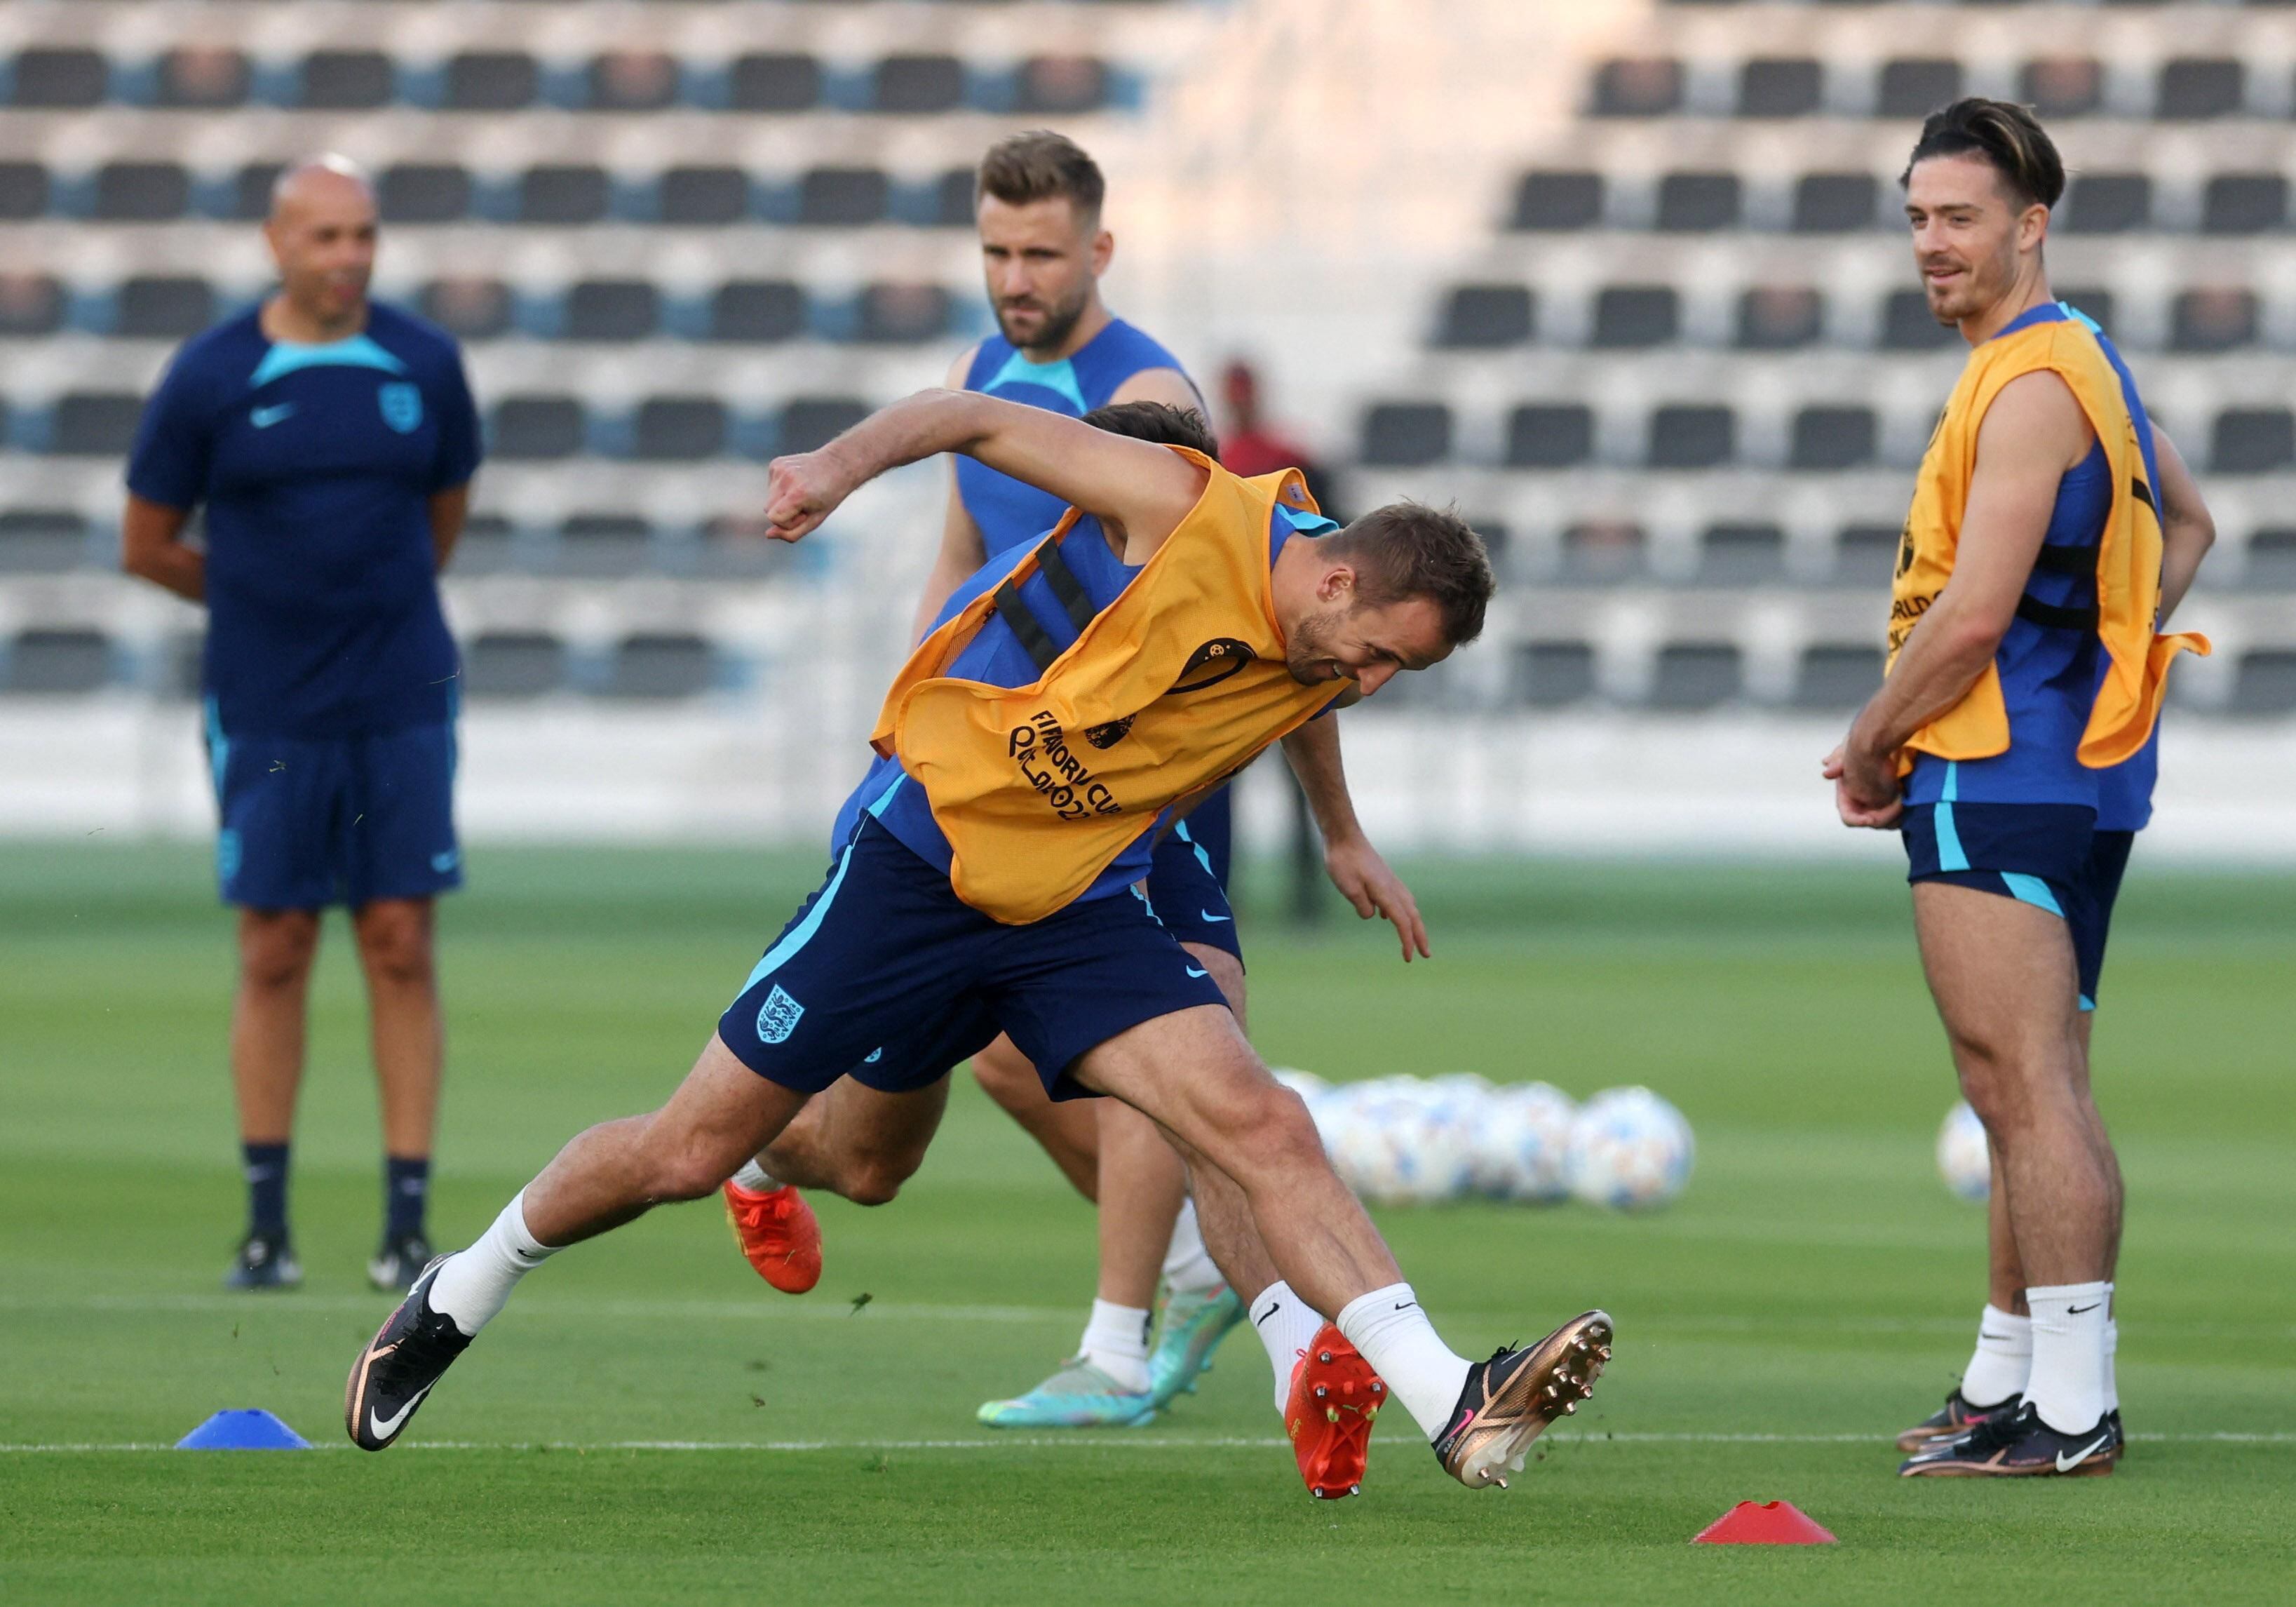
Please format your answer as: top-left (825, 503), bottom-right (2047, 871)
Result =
top-left (346, 389), bottom-right (1612, 1498)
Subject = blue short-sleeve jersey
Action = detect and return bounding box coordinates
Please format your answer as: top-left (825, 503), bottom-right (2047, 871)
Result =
top-left (955, 318), bottom-right (1192, 558)
top-left (126, 301), bottom-right (482, 739)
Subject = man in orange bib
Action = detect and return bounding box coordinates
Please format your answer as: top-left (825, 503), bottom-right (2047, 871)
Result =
top-left (1823, 100), bottom-right (2215, 1479)
top-left (348, 387), bottom-right (1614, 1500)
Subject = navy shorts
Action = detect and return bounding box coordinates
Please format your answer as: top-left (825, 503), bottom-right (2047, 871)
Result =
top-left (719, 817), bottom-right (1229, 1101)
top-left (1902, 802), bottom-right (2134, 1010)
top-left (1144, 810), bottom-right (1241, 961)
top-left (205, 708), bottom-right (461, 910)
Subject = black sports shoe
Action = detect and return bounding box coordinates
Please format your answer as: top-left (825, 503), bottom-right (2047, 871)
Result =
top-left (1894, 1387), bottom-right (2021, 1453)
top-left (345, 1257), bottom-right (471, 1451)
top-left (1898, 1399), bottom-right (2118, 1477)
top-left (1432, 1310), bottom-right (1612, 1489)
top-left (224, 1230), bottom-right (302, 1291)
top-left (367, 1230), bottom-right (435, 1294)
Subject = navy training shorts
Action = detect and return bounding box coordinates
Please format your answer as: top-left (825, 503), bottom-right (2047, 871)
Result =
top-left (718, 816), bottom-right (1230, 1102)
top-left (205, 709), bottom-right (461, 910)
top-left (1144, 812), bottom-right (1241, 961)
top-left (1902, 800), bottom-right (2134, 1010)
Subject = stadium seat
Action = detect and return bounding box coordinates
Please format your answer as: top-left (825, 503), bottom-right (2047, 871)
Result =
top-left (2021, 58), bottom-right (2101, 119)
top-left (1792, 173), bottom-right (1878, 234)
top-left (708, 281), bottom-right (808, 343)
top-left (855, 283), bottom-right (953, 344)
top-left (1696, 523), bottom-right (1785, 584)
top-left (0, 510), bottom-right (87, 574)
top-left (515, 166), bottom-right (610, 226)
top-left (1791, 645), bottom-right (1885, 710)
top-left (379, 164), bottom-right (472, 224)
top-left (157, 47), bottom-right (248, 109)
top-left (2210, 409), bottom-right (2295, 473)
top-left (1878, 58), bottom-right (1962, 119)
top-left (299, 50), bottom-right (395, 110)
top-left (2227, 650), bottom-right (2296, 715)
top-left (420, 278), bottom-right (513, 340)
top-left (1560, 519), bottom-right (1645, 584)
top-left (1790, 406), bottom-right (1877, 470)
top-left (1591, 285), bottom-right (1678, 348)
top-left (1591, 58), bottom-right (1681, 117)
top-left (2202, 173), bottom-right (2285, 235)
top-left (7, 48), bottom-right (107, 108)
top-left (589, 51), bottom-right (679, 113)
top-left (1834, 525), bottom-right (1901, 586)
top-left (1647, 405), bottom-right (1734, 469)
top-left (2171, 288), bottom-right (2257, 352)
top-left (489, 396), bottom-right (586, 460)
top-left (924, 168), bottom-right (978, 228)
top-left (1737, 286), bottom-right (1822, 349)
top-left (1358, 403), bottom-right (1452, 468)
top-left (226, 163), bottom-right (285, 222)
top-left (729, 53), bottom-right (823, 112)
top-left (93, 163), bottom-right (190, 222)
top-left (631, 398), bottom-right (728, 461)
top-left (565, 281), bottom-right (660, 342)
top-left (558, 514), bottom-right (656, 575)
top-left (779, 398), bottom-right (870, 455)
top-left (2245, 530), bottom-right (2296, 589)
top-left (799, 168), bottom-right (889, 226)
top-left (872, 55), bottom-right (966, 114)
top-left (1656, 173), bottom-right (1741, 232)
top-left (3, 629), bottom-right (111, 694)
top-left (1436, 285), bottom-right (1534, 348)
top-left (0, 162), bottom-right (48, 220)
top-left (0, 273), bottom-right (63, 335)
top-left (114, 276), bottom-right (217, 339)
top-left (2156, 58), bottom-right (2243, 120)
top-left (1738, 58), bottom-right (1822, 119)
top-left (448, 514), bottom-right (517, 575)
top-left (462, 631), bottom-right (567, 699)
top-left (1509, 641), bottom-right (1598, 707)
top-left (1649, 643), bottom-right (1743, 710)
top-left (1511, 170), bottom-right (1602, 231)
top-left (1016, 55), bottom-right (1110, 115)
top-left (659, 166), bottom-right (751, 226)
top-left (604, 633), bottom-right (715, 699)
top-left (49, 393), bottom-right (144, 456)
top-left (444, 52), bottom-right (539, 112)
top-left (2060, 174), bottom-right (2150, 234)
top-left (1504, 404), bottom-right (1594, 468)
top-left (1882, 289), bottom-right (1956, 351)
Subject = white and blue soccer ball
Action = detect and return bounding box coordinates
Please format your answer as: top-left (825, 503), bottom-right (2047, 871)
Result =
top-left (1565, 1086), bottom-right (1694, 1211)
top-left (1269, 1067), bottom-right (1330, 1106)
top-left (1470, 1082), bottom-right (1576, 1203)
top-left (1936, 1099), bottom-right (1991, 1202)
top-left (1323, 1078), bottom-right (1474, 1206)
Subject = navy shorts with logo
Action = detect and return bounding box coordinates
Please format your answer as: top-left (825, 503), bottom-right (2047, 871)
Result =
top-left (1902, 801), bottom-right (2134, 1010)
top-left (1144, 809), bottom-right (1241, 962)
top-left (205, 707), bottom-right (461, 910)
top-left (719, 816), bottom-right (1229, 1101)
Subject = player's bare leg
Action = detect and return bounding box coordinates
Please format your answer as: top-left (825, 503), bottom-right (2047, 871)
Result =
top-left (353, 896), bottom-right (443, 1289)
top-left (226, 906), bottom-right (320, 1288)
top-left (973, 1035), bottom-right (1100, 1200)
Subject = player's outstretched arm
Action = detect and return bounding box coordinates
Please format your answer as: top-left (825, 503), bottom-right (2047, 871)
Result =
top-left (763, 389), bottom-right (1206, 557)
top-left (2151, 426), bottom-right (2215, 626)
top-left (121, 494), bottom-right (205, 603)
top-left (1280, 718), bottom-right (1431, 962)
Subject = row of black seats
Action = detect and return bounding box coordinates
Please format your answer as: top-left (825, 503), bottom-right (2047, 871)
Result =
top-left (1592, 53), bottom-right (2274, 121)
top-left (0, 47), bottom-right (1130, 116)
top-left (0, 274), bottom-right (968, 346)
top-left (1511, 167), bottom-right (2293, 234)
top-left (1360, 401), bottom-right (2296, 476)
top-left (0, 159), bottom-right (982, 227)
top-left (1436, 282), bottom-right (2259, 352)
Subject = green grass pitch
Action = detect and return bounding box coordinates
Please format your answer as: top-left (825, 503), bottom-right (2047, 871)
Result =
top-left (4, 843), bottom-right (2291, 1605)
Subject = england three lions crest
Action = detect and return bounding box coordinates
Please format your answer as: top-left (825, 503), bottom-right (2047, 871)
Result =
top-left (755, 984), bottom-right (804, 1044)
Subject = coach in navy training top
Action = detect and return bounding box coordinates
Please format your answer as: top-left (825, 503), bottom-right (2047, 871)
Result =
top-left (121, 155), bottom-right (480, 1297)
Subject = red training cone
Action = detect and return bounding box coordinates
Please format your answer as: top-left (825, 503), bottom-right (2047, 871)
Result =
top-left (1691, 1500), bottom-right (1837, 1545)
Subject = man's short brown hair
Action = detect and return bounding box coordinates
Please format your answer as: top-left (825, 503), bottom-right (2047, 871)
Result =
top-left (1323, 503), bottom-right (1495, 645)
top-left (977, 130), bottom-right (1106, 224)
top-left (1080, 401), bottom-right (1219, 461)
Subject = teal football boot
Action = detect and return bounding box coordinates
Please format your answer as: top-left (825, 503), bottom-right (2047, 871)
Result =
top-left (976, 1357), bottom-right (1158, 1428)
top-left (1146, 1283), bottom-right (1245, 1408)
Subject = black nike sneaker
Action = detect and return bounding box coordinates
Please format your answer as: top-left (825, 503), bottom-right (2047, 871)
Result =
top-left (1894, 1387), bottom-right (2021, 1453)
top-left (1898, 1400), bottom-right (2119, 1478)
top-left (367, 1230), bottom-right (434, 1294)
top-left (1432, 1310), bottom-right (1612, 1489)
top-left (345, 1257), bottom-right (470, 1451)
top-left (224, 1230), bottom-right (302, 1291)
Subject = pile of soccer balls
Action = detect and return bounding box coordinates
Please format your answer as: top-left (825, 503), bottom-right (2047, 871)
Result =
top-left (1271, 1071), bottom-right (1694, 1211)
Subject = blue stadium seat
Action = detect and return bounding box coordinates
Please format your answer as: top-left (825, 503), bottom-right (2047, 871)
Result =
top-left (444, 52), bottom-right (538, 112)
top-left (0, 161), bottom-right (47, 219)
top-left (2211, 409), bottom-right (2295, 473)
top-left (2228, 650), bottom-right (2296, 715)
top-left (729, 53), bottom-right (823, 112)
top-left (565, 281), bottom-right (660, 342)
top-left (2060, 173), bottom-right (2150, 234)
top-left (1592, 286), bottom-right (1677, 348)
top-left (2203, 173), bottom-right (2285, 234)
top-left (1510, 641), bottom-right (1597, 707)
top-left (489, 396), bottom-right (587, 461)
top-left (1649, 644), bottom-right (1742, 710)
top-left (659, 166), bottom-right (751, 226)
top-left (1790, 407), bottom-right (1877, 470)
top-left (115, 276), bottom-right (216, 339)
top-left (1878, 58), bottom-right (1962, 119)
top-left (798, 168), bottom-right (889, 226)
top-left (1505, 405), bottom-right (1593, 468)
top-left (379, 164), bottom-right (472, 224)
top-left (515, 166), bottom-right (610, 226)
top-left (223, 163), bottom-right (285, 221)
top-left (1793, 173), bottom-right (1877, 233)
top-left (7, 48), bottom-right (107, 108)
top-left (447, 514), bottom-right (518, 576)
top-left (1656, 173), bottom-right (1741, 232)
top-left (93, 162), bottom-right (189, 222)
top-left (2157, 58), bottom-right (2243, 119)
top-left (1882, 289), bottom-right (1956, 351)
top-left (871, 55), bottom-right (966, 114)
top-left (463, 631), bottom-right (567, 698)
top-left (2243, 530), bottom-right (2296, 591)
top-left (708, 281), bottom-right (808, 343)
top-left (631, 399), bottom-right (727, 461)
top-left (49, 394), bottom-right (145, 456)
top-left (1647, 405), bottom-right (1734, 469)
top-left (558, 514), bottom-right (657, 574)
top-left (1436, 285), bottom-right (1534, 348)
top-left (1358, 403), bottom-right (1451, 468)
top-left (298, 50), bottom-right (394, 110)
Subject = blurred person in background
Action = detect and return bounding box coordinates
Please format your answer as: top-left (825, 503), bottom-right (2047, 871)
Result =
top-left (120, 155), bottom-right (482, 1294)
top-left (1218, 359), bottom-right (1339, 520)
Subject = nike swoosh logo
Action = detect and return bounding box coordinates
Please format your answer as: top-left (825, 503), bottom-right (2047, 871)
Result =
top-left (2055, 1433), bottom-right (2109, 1473)
top-left (1393, 1300), bottom-right (1417, 1312)
top-left (250, 403), bottom-right (296, 429)
top-left (1184, 967), bottom-right (1209, 978)
top-left (1445, 1406), bottom-right (1475, 1440)
top-left (2067, 1303), bottom-right (2101, 1315)
top-left (369, 1383), bottom-right (433, 1440)
top-left (1253, 1303), bottom-right (1281, 1328)
top-left (1980, 1331), bottom-right (2011, 1341)
top-left (1199, 910), bottom-right (1231, 923)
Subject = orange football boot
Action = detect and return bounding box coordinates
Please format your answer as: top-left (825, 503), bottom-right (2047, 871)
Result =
top-left (1284, 1323), bottom-right (1386, 1499)
top-left (722, 1180), bottom-right (822, 1294)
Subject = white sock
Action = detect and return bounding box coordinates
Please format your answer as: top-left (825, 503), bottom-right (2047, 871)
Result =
top-left (1078, 1299), bottom-right (1152, 1394)
top-left (2103, 1317), bottom-right (2119, 1416)
top-left (730, 1158), bottom-right (780, 1192)
top-left (1959, 1304), bottom-right (2032, 1408)
top-left (1248, 1280), bottom-right (1328, 1415)
top-left (1161, 1199), bottom-right (1224, 1296)
top-left (2024, 1280), bottom-right (2111, 1434)
top-left (1335, 1283), bottom-right (1473, 1443)
top-left (426, 1190), bottom-right (558, 1338)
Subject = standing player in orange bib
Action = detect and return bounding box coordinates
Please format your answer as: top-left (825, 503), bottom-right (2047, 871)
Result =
top-left (1822, 101), bottom-right (2215, 1478)
top-left (347, 388), bottom-right (1614, 1499)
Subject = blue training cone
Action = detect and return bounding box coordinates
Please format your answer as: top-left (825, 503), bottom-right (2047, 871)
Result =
top-left (176, 1409), bottom-right (310, 1450)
